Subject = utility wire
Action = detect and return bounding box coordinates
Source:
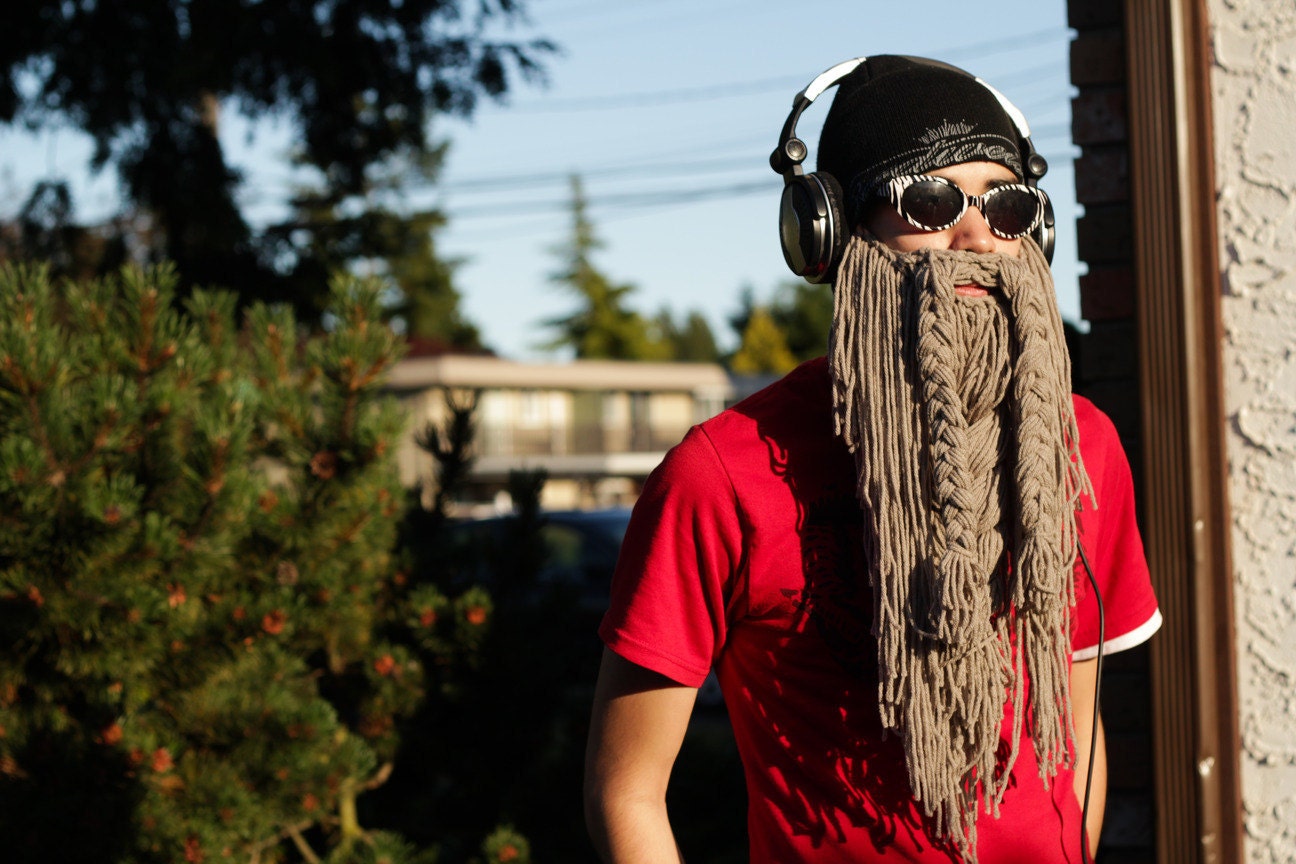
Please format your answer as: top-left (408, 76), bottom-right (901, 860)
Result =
top-left (439, 154), bottom-right (764, 192)
top-left (549, 0), bottom-right (769, 42)
top-left (496, 55), bottom-right (1067, 114)
top-left (504, 74), bottom-right (807, 112)
top-left (234, 120), bottom-right (1077, 222)
top-left (438, 116), bottom-right (1071, 188)
top-left (444, 178), bottom-right (770, 218)
top-left (223, 21), bottom-right (1078, 226)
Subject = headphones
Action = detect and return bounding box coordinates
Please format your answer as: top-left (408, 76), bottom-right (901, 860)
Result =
top-left (770, 56), bottom-right (1056, 283)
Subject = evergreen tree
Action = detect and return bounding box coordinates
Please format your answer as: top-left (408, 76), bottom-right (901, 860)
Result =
top-left (543, 176), bottom-right (669, 360)
top-left (679, 311), bottom-right (721, 363)
top-left (383, 376), bottom-right (745, 864)
top-left (730, 306), bottom-right (798, 375)
top-left (653, 308), bottom-right (720, 363)
top-left (769, 279), bottom-right (833, 362)
top-left (726, 279), bottom-right (832, 369)
top-left (726, 284), bottom-right (759, 349)
top-left (0, 1), bottom-right (552, 324)
top-left (263, 147), bottom-right (487, 347)
top-left (0, 180), bottom-right (131, 286)
top-left (377, 401), bottom-right (585, 862)
top-left (0, 265), bottom-right (505, 863)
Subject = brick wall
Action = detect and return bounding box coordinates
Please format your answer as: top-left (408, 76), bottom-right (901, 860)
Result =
top-left (1068, 1), bottom-right (1159, 861)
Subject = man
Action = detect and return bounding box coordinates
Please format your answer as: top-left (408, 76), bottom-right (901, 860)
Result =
top-left (584, 55), bottom-right (1161, 864)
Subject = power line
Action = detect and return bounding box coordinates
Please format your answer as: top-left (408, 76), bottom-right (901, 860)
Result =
top-left (493, 29), bottom-right (1071, 114)
top-left (549, 0), bottom-right (764, 43)
top-left (230, 117), bottom-right (1077, 222)
top-left (445, 178), bottom-right (770, 219)
top-left (918, 26), bottom-right (1072, 68)
top-left (503, 74), bottom-right (805, 112)
top-left (432, 94), bottom-right (1072, 193)
top-left (440, 153), bottom-right (763, 192)
top-left (442, 138), bottom-right (1079, 223)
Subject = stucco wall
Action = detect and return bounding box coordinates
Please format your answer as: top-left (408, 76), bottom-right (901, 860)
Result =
top-left (1209, 3), bottom-right (1296, 861)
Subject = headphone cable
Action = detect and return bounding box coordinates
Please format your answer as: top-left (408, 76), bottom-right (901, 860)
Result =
top-left (1076, 540), bottom-right (1104, 864)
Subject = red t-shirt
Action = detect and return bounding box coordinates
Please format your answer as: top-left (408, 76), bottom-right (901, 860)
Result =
top-left (600, 358), bottom-right (1161, 864)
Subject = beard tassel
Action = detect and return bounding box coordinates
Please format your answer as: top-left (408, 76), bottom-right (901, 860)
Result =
top-left (828, 234), bottom-right (1092, 862)
top-left (1000, 239), bottom-right (1094, 773)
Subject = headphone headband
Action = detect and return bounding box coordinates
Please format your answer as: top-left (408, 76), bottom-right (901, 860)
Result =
top-left (802, 57), bottom-right (867, 102)
top-left (769, 57), bottom-right (868, 177)
top-left (772, 55), bottom-right (1055, 283)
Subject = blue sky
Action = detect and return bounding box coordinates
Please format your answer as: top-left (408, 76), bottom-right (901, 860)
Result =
top-left (0, 0), bottom-right (1082, 361)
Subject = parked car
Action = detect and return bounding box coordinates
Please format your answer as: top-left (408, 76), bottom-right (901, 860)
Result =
top-left (440, 507), bottom-right (632, 614)
top-left (440, 506), bottom-right (726, 709)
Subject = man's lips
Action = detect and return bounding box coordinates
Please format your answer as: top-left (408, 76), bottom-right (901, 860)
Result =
top-left (955, 283), bottom-right (990, 297)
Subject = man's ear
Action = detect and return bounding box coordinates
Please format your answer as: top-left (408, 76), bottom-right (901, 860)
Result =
top-left (853, 221), bottom-right (880, 241)
top-left (854, 199), bottom-right (889, 239)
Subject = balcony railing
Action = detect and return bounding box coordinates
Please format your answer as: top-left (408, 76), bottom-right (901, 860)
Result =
top-left (476, 422), bottom-right (690, 457)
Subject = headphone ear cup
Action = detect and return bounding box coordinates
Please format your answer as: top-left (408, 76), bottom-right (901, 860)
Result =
top-left (817, 173), bottom-right (848, 282)
top-left (778, 172), bottom-right (847, 283)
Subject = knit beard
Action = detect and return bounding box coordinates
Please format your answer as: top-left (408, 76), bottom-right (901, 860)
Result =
top-left (827, 235), bottom-right (1093, 861)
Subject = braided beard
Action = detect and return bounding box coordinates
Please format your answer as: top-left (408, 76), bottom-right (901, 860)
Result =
top-left (828, 235), bottom-right (1093, 861)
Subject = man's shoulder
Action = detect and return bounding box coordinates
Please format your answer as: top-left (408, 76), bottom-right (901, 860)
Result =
top-left (681, 357), bottom-right (843, 490)
top-left (1070, 393), bottom-right (1122, 449)
top-left (706, 357), bottom-right (832, 435)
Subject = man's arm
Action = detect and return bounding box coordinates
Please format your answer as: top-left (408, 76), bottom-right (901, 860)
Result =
top-left (584, 647), bottom-right (699, 864)
top-left (1069, 656), bottom-right (1107, 855)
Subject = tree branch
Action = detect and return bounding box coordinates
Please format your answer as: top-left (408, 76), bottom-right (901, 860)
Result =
top-left (286, 824), bottom-right (323, 864)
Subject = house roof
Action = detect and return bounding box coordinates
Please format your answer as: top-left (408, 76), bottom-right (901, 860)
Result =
top-left (387, 354), bottom-right (733, 397)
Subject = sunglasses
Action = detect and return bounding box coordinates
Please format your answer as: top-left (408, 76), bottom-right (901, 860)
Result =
top-left (871, 174), bottom-right (1048, 240)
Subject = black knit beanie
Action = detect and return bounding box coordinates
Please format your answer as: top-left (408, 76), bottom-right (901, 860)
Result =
top-left (817, 56), bottom-right (1024, 227)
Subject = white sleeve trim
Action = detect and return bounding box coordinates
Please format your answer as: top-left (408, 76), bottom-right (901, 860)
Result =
top-left (1072, 608), bottom-right (1163, 662)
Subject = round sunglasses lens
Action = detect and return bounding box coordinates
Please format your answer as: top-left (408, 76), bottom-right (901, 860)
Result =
top-left (983, 188), bottom-right (1041, 238)
top-left (900, 180), bottom-right (964, 230)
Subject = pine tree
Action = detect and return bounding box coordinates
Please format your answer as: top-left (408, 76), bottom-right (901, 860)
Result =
top-left (0, 0), bottom-right (552, 319)
top-left (730, 306), bottom-right (798, 375)
top-left (0, 180), bottom-right (131, 285)
top-left (769, 280), bottom-right (833, 362)
top-left (725, 280), bottom-right (830, 370)
top-left (370, 400), bottom-right (555, 864)
top-left (653, 308), bottom-right (719, 363)
top-left (726, 284), bottom-right (759, 349)
top-left (543, 176), bottom-right (669, 361)
top-left (265, 147), bottom-right (487, 348)
top-left (0, 265), bottom-right (499, 864)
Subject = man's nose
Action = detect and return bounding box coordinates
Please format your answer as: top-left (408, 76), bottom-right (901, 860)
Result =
top-left (948, 205), bottom-right (997, 254)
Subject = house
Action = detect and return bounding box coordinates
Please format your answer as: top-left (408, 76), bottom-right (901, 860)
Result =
top-left (386, 354), bottom-right (733, 513)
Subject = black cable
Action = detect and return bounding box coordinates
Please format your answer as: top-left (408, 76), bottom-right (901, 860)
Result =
top-left (1076, 540), bottom-right (1104, 864)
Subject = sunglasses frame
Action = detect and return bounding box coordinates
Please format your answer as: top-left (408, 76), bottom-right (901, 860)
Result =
top-left (872, 173), bottom-right (1048, 240)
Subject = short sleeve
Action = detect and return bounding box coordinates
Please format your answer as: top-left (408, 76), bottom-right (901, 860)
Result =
top-left (1070, 397), bottom-right (1163, 660)
top-left (598, 426), bottom-right (744, 687)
